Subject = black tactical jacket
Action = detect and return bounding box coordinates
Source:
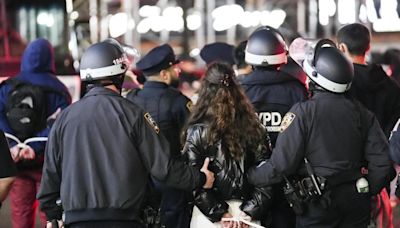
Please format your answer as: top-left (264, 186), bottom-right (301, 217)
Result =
top-left (126, 81), bottom-right (192, 157)
top-left (248, 91), bottom-right (394, 195)
top-left (38, 87), bottom-right (204, 225)
top-left (241, 69), bottom-right (308, 146)
top-left (349, 63), bottom-right (400, 138)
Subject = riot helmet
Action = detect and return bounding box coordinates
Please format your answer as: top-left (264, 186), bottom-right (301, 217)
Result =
top-left (301, 39), bottom-right (353, 93)
top-left (80, 39), bottom-right (129, 82)
top-left (245, 26), bottom-right (288, 66)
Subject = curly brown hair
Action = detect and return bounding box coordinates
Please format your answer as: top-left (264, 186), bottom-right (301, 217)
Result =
top-left (182, 62), bottom-right (266, 160)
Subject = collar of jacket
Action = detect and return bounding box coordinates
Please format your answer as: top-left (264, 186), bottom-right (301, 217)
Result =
top-left (241, 69), bottom-right (300, 85)
top-left (84, 86), bottom-right (121, 98)
top-left (143, 81), bottom-right (169, 89)
top-left (311, 90), bottom-right (346, 99)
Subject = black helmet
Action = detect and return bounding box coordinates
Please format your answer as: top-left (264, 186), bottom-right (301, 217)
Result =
top-left (303, 39), bottom-right (353, 93)
top-left (245, 26), bottom-right (287, 66)
top-left (80, 39), bottom-right (128, 81)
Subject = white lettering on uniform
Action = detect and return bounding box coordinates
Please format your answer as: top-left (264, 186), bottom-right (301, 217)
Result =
top-left (257, 112), bottom-right (282, 132)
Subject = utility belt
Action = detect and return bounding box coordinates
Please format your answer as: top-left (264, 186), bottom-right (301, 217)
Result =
top-left (141, 205), bottom-right (161, 227)
top-left (283, 164), bottom-right (363, 215)
top-left (283, 175), bottom-right (327, 215)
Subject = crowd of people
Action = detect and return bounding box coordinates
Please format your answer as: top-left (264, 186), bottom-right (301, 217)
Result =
top-left (0, 22), bottom-right (400, 228)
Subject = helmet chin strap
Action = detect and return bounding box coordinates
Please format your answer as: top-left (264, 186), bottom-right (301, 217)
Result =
top-left (308, 80), bottom-right (326, 96)
top-left (113, 75), bottom-right (124, 93)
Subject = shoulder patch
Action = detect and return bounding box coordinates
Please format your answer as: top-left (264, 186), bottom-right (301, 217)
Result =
top-left (280, 112), bottom-right (296, 132)
top-left (186, 101), bottom-right (193, 112)
top-left (144, 112), bottom-right (160, 134)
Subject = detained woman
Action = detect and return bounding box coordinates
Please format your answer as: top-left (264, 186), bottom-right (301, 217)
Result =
top-left (182, 62), bottom-right (272, 228)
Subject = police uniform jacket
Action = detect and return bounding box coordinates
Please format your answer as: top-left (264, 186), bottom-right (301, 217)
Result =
top-left (241, 69), bottom-right (308, 146)
top-left (183, 123), bottom-right (273, 222)
top-left (126, 81), bottom-right (191, 157)
top-left (37, 87), bottom-right (205, 224)
top-left (248, 91), bottom-right (393, 195)
top-left (349, 63), bottom-right (400, 138)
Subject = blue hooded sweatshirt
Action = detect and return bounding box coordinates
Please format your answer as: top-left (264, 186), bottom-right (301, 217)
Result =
top-left (0, 38), bottom-right (71, 169)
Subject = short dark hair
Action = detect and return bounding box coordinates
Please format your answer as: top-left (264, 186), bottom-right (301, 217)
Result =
top-left (234, 40), bottom-right (248, 69)
top-left (337, 23), bottom-right (370, 56)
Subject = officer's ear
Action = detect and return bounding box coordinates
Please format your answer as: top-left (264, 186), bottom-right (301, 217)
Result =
top-left (159, 69), bottom-right (170, 81)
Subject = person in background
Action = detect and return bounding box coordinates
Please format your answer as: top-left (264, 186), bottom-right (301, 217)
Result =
top-left (0, 38), bottom-right (71, 228)
top-left (242, 26), bottom-right (308, 227)
top-left (233, 40), bottom-right (252, 82)
top-left (182, 62), bottom-right (273, 227)
top-left (337, 24), bottom-right (400, 227)
top-left (337, 23), bottom-right (400, 139)
top-left (126, 44), bottom-right (193, 228)
top-left (37, 39), bottom-right (214, 228)
top-left (178, 54), bottom-right (202, 101)
top-left (0, 130), bottom-right (17, 208)
top-left (382, 48), bottom-right (400, 85)
top-left (200, 42), bottom-right (236, 66)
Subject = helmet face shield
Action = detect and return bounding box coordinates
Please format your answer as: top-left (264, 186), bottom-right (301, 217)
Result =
top-left (289, 38), bottom-right (320, 67)
top-left (122, 45), bottom-right (141, 68)
top-left (105, 38), bottom-right (141, 69)
top-left (290, 38), bottom-right (353, 93)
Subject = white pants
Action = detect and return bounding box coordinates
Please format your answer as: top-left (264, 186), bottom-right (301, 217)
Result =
top-left (190, 200), bottom-right (263, 228)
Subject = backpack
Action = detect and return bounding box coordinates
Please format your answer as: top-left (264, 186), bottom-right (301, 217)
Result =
top-left (4, 78), bottom-right (50, 140)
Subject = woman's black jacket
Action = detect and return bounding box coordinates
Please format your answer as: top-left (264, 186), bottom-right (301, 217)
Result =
top-left (182, 123), bottom-right (273, 223)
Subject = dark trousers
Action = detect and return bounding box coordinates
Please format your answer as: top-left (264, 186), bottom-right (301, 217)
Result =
top-left (261, 182), bottom-right (296, 228)
top-left (66, 221), bottom-right (145, 228)
top-left (160, 187), bottom-right (191, 228)
top-left (296, 183), bottom-right (371, 228)
top-left (152, 179), bottom-right (190, 228)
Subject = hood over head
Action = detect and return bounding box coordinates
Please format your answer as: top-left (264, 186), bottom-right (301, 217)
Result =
top-left (21, 38), bottom-right (55, 74)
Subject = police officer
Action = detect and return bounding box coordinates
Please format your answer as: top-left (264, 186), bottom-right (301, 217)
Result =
top-left (200, 42), bottom-right (235, 66)
top-left (243, 26), bottom-right (308, 145)
top-left (242, 26), bottom-right (308, 227)
top-left (126, 44), bottom-right (192, 228)
top-left (247, 40), bottom-right (394, 228)
top-left (37, 39), bottom-right (214, 228)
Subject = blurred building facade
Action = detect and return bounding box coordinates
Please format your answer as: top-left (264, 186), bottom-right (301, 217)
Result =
top-left (0, 0), bottom-right (400, 76)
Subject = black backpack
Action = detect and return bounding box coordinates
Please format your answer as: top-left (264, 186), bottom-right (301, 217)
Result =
top-left (4, 78), bottom-right (52, 140)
